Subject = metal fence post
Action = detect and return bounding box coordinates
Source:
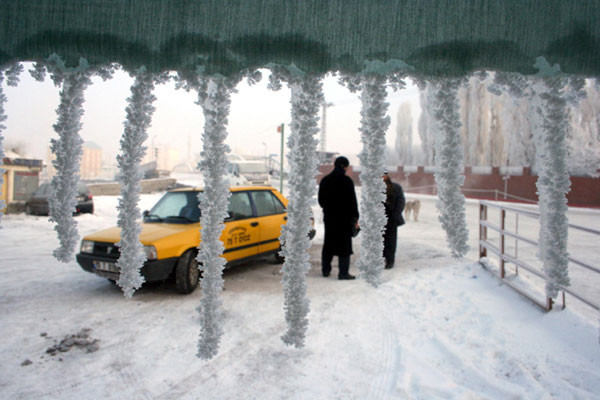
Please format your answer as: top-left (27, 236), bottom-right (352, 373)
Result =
top-left (500, 208), bottom-right (506, 278)
top-left (479, 203), bottom-right (487, 258)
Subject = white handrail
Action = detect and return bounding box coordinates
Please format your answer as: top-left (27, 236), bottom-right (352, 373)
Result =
top-left (479, 201), bottom-right (600, 312)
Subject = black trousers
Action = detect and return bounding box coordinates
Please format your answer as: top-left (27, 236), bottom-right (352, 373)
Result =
top-left (383, 222), bottom-right (398, 264)
top-left (322, 248), bottom-right (350, 277)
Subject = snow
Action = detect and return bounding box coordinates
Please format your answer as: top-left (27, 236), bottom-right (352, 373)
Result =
top-left (1, 192), bottom-right (599, 399)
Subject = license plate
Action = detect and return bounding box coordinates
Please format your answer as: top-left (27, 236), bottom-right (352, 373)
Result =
top-left (93, 260), bottom-right (119, 273)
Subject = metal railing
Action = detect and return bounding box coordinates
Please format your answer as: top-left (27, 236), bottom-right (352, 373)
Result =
top-left (479, 200), bottom-right (600, 312)
top-left (404, 184), bottom-right (538, 204)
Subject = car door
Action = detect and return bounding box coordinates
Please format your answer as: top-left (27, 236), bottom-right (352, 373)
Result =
top-left (222, 191), bottom-right (259, 262)
top-left (249, 189), bottom-right (287, 254)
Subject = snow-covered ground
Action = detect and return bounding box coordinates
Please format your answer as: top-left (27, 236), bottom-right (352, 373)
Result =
top-left (0, 191), bottom-right (599, 399)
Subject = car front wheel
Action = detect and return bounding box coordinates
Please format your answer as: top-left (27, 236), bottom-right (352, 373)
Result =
top-left (175, 250), bottom-right (200, 294)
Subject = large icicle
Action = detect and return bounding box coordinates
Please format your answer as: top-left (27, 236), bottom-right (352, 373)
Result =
top-left (429, 78), bottom-right (469, 258)
top-left (196, 76), bottom-right (232, 359)
top-left (45, 56), bottom-right (94, 262)
top-left (176, 68), bottom-right (260, 360)
top-left (115, 68), bottom-right (167, 298)
top-left (356, 74), bottom-right (391, 287)
top-left (271, 70), bottom-right (322, 348)
top-left (0, 74), bottom-right (4, 223)
top-left (0, 62), bottom-right (23, 224)
top-left (533, 76), bottom-right (572, 299)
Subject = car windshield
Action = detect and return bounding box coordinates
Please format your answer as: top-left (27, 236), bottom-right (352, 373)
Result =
top-left (145, 191), bottom-right (201, 223)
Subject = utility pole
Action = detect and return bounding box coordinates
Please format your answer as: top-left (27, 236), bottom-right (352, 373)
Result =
top-left (278, 123), bottom-right (284, 193)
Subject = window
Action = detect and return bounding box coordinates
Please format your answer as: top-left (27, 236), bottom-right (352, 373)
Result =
top-left (228, 192), bottom-right (253, 220)
top-left (251, 190), bottom-right (285, 217)
top-left (149, 191), bottom-right (200, 222)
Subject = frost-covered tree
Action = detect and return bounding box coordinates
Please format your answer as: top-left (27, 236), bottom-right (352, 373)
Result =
top-left (567, 80), bottom-right (600, 177)
top-left (418, 87), bottom-right (437, 166)
top-left (116, 67), bottom-right (169, 298)
top-left (270, 67), bottom-right (322, 348)
top-left (429, 78), bottom-right (469, 258)
top-left (395, 102), bottom-right (413, 165)
top-left (0, 62), bottom-right (24, 224)
top-left (177, 68), bottom-right (261, 359)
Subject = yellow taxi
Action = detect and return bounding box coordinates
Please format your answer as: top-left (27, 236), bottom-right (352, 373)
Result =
top-left (76, 186), bottom-right (316, 294)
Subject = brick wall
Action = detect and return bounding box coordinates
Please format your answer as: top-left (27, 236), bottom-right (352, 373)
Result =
top-left (317, 165), bottom-right (600, 208)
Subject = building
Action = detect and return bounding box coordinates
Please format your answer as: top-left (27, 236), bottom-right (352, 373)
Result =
top-left (80, 142), bottom-right (102, 179)
top-left (1, 150), bottom-right (43, 212)
top-left (44, 141), bottom-right (103, 180)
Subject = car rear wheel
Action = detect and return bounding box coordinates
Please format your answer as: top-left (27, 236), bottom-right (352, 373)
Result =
top-left (274, 248), bottom-right (285, 264)
top-left (175, 250), bottom-right (200, 294)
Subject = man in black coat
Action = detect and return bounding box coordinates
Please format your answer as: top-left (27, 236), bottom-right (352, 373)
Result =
top-left (383, 172), bottom-right (405, 269)
top-left (318, 156), bottom-right (359, 280)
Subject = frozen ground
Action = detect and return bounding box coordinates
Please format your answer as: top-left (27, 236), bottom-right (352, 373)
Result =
top-left (0, 190), bottom-right (599, 399)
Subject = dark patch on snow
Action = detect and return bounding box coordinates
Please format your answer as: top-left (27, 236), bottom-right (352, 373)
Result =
top-left (45, 328), bottom-right (99, 356)
top-left (21, 359), bottom-right (32, 366)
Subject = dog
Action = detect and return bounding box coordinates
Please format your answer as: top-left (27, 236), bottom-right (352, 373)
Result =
top-left (404, 199), bottom-right (421, 222)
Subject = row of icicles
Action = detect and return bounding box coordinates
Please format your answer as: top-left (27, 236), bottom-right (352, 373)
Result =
top-left (0, 55), bottom-right (581, 359)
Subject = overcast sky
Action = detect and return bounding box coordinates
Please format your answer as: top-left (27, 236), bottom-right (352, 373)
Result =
top-left (3, 64), bottom-right (421, 166)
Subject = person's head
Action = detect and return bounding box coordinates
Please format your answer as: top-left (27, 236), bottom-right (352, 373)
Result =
top-left (383, 171), bottom-right (391, 183)
top-left (334, 156), bottom-right (350, 170)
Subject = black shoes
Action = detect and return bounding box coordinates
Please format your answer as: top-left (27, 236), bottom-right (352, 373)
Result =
top-left (338, 274), bottom-right (356, 280)
top-left (385, 260), bottom-right (394, 269)
top-left (322, 270), bottom-right (330, 277)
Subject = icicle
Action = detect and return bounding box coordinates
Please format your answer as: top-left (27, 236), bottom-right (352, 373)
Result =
top-left (429, 78), bottom-right (469, 258)
top-left (115, 67), bottom-right (168, 298)
top-left (43, 55), bottom-right (114, 262)
top-left (270, 69), bottom-right (322, 348)
top-left (45, 56), bottom-right (93, 262)
top-left (355, 74), bottom-right (390, 287)
top-left (196, 76), bottom-right (232, 359)
top-left (532, 76), bottom-right (572, 299)
top-left (175, 68), bottom-right (260, 360)
top-left (0, 72), bottom-right (8, 223)
top-left (0, 62), bottom-right (23, 224)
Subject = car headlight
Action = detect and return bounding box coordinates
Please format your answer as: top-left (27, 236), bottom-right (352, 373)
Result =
top-left (143, 245), bottom-right (157, 260)
top-left (80, 240), bottom-right (94, 254)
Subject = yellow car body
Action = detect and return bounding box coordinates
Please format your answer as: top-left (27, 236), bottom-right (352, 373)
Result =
top-left (76, 186), bottom-right (315, 293)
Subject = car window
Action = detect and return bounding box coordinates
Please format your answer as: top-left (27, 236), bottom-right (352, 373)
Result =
top-left (251, 190), bottom-right (284, 217)
top-left (148, 191), bottom-right (200, 222)
top-left (228, 192), bottom-right (253, 220)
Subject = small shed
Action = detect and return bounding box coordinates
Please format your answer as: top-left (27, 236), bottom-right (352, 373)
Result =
top-left (1, 151), bottom-right (43, 213)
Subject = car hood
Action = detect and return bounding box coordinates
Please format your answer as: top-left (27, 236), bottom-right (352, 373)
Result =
top-left (83, 223), bottom-right (199, 245)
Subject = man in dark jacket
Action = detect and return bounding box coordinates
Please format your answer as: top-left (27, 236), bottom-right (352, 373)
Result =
top-left (383, 172), bottom-right (405, 269)
top-left (318, 156), bottom-right (359, 280)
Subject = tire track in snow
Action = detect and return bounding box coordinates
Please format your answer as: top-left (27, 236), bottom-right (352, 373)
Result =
top-left (365, 287), bottom-right (404, 399)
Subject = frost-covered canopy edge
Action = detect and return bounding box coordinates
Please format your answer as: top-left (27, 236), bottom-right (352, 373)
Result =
top-left (2, 0), bottom-right (600, 78)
